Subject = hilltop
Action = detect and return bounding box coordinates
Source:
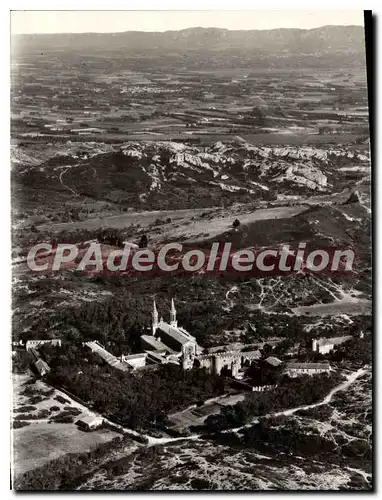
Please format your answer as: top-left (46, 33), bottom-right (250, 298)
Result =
top-left (12, 140), bottom-right (371, 215)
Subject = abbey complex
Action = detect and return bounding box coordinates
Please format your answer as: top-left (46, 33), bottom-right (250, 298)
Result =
top-left (19, 299), bottom-right (364, 382)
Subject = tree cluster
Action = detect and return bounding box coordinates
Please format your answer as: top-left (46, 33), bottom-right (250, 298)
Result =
top-left (204, 372), bottom-right (343, 432)
top-left (44, 344), bottom-right (226, 430)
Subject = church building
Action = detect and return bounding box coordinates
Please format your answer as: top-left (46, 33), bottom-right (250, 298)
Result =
top-left (139, 299), bottom-right (199, 370)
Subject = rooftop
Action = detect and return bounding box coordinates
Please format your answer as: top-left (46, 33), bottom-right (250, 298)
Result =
top-left (317, 336), bottom-right (353, 347)
top-left (34, 359), bottom-right (50, 373)
top-left (242, 350), bottom-right (262, 358)
top-left (265, 356), bottom-right (283, 367)
top-left (123, 353), bottom-right (147, 360)
top-left (285, 362), bottom-right (330, 370)
top-left (146, 350), bottom-right (167, 364)
top-left (157, 321), bottom-right (196, 347)
top-left (76, 415), bottom-right (103, 425)
top-left (141, 334), bottom-right (173, 352)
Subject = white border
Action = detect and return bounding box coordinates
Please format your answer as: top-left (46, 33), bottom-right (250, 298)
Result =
top-left (4, 1), bottom-right (380, 12)
top-left (2, 3), bottom-right (379, 499)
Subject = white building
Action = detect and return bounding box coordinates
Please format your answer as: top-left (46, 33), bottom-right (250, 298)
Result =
top-left (26, 339), bottom-right (62, 351)
top-left (117, 300), bottom-right (199, 371)
top-left (76, 415), bottom-right (104, 431)
top-left (150, 299), bottom-right (199, 370)
top-left (312, 336), bottom-right (353, 354)
top-left (283, 362), bottom-right (331, 377)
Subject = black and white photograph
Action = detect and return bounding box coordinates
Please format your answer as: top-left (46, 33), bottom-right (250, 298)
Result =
top-left (10, 8), bottom-right (372, 491)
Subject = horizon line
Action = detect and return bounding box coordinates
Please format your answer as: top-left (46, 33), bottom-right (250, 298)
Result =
top-left (12, 23), bottom-right (364, 36)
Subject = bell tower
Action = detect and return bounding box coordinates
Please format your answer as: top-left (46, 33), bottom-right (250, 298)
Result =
top-left (170, 298), bottom-right (177, 328)
top-left (152, 299), bottom-right (159, 335)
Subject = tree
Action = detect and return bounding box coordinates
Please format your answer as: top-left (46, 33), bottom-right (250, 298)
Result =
top-left (139, 234), bottom-right (148, 249)
top-left (232, 219), bottom-right (241, 228)
top-left (12, 350), bottom-right (33, 373)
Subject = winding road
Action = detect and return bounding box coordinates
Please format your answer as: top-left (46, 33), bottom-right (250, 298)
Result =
top-left (146, 366), bottom-right (368, 445)
top-left (225, 366), bottom-right (367, 434)
top-left (59, 168), bottom-right (78, 197)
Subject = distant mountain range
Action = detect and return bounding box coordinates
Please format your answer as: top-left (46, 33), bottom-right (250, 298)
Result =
top-left (13, 25), bottom-right (365, 56)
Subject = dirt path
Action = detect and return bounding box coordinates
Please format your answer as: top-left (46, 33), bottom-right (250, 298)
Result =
top-left (273, 367), bottom-right (367, 417)
top-left (226, 366), bottom-right (367, 434)
top-left (59, 168), bottom-right (78, 197)
top-left (143, 367), bottom-right (367, 447)
top-left (31, 367), bottom-right (367, 452)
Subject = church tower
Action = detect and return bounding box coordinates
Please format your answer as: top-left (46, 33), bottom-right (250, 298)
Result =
top-left (170, 298), bottom-right (177, 328)
top-left (152, 299), bottom-right (159, 335)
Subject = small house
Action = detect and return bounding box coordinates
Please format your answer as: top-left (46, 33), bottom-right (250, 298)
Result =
top-left (34, 359), bottom-right (50, 376)
top-left (76, 415), bottom-right (104, 432)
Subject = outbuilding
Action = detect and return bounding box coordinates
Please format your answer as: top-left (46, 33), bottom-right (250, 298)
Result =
top-left (75, 415), bottom-right (104, 431)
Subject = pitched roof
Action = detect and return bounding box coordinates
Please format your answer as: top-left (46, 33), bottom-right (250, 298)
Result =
top-left (123, 353), bottom-right (147, 360)
top-left (317, 336), bottom-right (353, 347)
top-left (157, 322), bottom-right (196, 347)
top-left (76, 415), bottom-right (103, 426)
top-left (285, 362), bottom-right (330, 370)
top-left (140, 335), bottom-right (172, 352)
top-left (34, 359), bottom-right (50, 374)
top-left (265, 356), bottom-right (283, 367)
top-left (146, 350), bottom-right (167, 364)
top-left (177, 326), bottom-right (197, 343)
top-left (241, 350), bottom-right (262, 359)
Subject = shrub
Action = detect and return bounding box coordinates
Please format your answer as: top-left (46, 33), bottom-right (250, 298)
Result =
top-left (50, 415), bottom-right (74, 424)
top-left (190, 478), bottom-right (211, 490)
top-left (13, 420), bottom-right (31, 429)
top-left (14, 413), bottom-right (38, 421)
top-left (49, 411), bottom-right (74, 423)
top-left (50, 406), bottom-right (60, 412)
top-left (36, 410), bottom-right (50, 419)
top-left (14, 406), bottom-right (37, 413)
top-left (12, 351), bottom-right (33, 374)
top-left (347, 473), bottom-right (370, 490)
top-left (103, 456), bottom-right (132, 476)
top-left (172, 473), bottom-right (189, 484)
top-left (54, 395), bottom-right (70, 405)
top-left (64, 407), bottom-right (82, 416)
top-left (15, 410), bottom-right (50, 421)
top-left (28, 395), bottom-right (43, 405)
top-left (14, 434), bottom-right (138, 490)
top-left (21, 386), bottom-right (40, 397)
top-left (342, 439), bottom-right (370, 458)
top-left (295, 405), bottom-right (333, 421)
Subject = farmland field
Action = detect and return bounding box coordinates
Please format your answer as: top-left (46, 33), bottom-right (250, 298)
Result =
top-left (13, 423), bottom-right (120, 477)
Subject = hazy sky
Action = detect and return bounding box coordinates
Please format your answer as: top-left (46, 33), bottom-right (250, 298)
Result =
top-left (11, 10), bottom-right (364, 35)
